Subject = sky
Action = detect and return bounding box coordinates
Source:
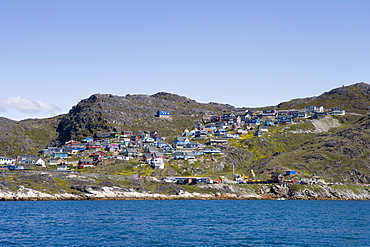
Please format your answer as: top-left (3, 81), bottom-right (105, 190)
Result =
top-left (1, 1), bottom-right (370, 120)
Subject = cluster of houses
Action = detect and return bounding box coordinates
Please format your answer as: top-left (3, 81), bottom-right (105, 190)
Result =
top-left (207, 106), bottom-right (345, 128)
top-left (0, 106), bottom-right (345, 172)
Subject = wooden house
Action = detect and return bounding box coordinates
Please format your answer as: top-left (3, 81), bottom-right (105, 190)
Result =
top-left (50, 158), bottom-right (67, 166)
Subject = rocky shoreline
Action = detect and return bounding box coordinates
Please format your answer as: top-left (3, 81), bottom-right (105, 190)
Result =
top-left (1, 181), bottom-right (370, 201)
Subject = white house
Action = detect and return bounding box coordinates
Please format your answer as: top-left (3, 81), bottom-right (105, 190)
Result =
top-left (35, 158), bottom-right (46, 167)
top-left (0, 157), bottom-right (15, 165)
top-left (329, 107), bottom-right (345, 116)
top-left (57, 164), bottom-right (68, 171)
top-left (305, 106), bottom-right (324, 113)
top-left (257, 126), bottom-right (269, 137)
top-left (150, 158), bottom-right (165, 169)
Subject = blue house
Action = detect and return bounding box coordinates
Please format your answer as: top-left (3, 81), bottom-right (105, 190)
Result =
top-left (285, 171), bottom-right (296, 175)
top-left (162, 145), bottom-right (174, 154)
top-left (71, 144), bottom-right (85, 152)
top-left (245, 118), bottom-right (261, 125)
top-left (156, 140), bottom-right (167, 148)
top-left (203, 149), bottom-right (221, 154)
top-left (3, 165), bottom-right (24, 170)
top-left (277, 116), bottom-right (292, 124)
top-left (292, 112), bottom-right (308, 119)
top-left (312, 112), bottom-right (328, 119)
top-left (52, 152), bottom-right (69, 158)
top-left (174, 151), bottom-right (195, 160)
top-left (214, 129), bottom-right (227, 136)
top-left (174, 137), bottom-right (191, 147)
top-left (83, 137), bottom-right (94, 143)
top-left (264, 120), bottom-right (275, 126)
top-left (193, 151), bottom-right (204, 156)
top-left (185, 143), bottom-right (198, 148)
top-left (156, 111), bottom-right (170, 118)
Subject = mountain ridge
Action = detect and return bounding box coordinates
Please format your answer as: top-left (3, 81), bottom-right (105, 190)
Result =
top-left (1, 82), bottom-right (369, 155)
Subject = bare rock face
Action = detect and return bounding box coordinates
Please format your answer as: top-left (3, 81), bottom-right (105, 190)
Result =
top-left (270, 184), bottom-right (290, 197)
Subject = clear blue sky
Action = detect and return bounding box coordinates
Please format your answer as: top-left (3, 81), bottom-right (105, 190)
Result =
top-left (1, 1), bottom-right (369, 120)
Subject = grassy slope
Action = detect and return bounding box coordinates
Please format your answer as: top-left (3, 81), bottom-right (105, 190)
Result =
top-left (0, 116), bottom-right (62, 157)
top-left (228, 115), bottom-right (370, 183)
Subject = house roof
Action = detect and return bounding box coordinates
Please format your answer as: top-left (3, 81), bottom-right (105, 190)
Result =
top-left (175, 137), bottom-right (189, 142)
top-left (147, 146), bottom-right (158, 152)
top-left (50, 158), bottom-right (67, 163)
top-left (80, 159), bottom-right (94, 163)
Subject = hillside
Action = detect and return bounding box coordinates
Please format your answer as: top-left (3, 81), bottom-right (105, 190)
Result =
top-left (221, 114), bottom-right (370, 184)
top-left (0, 83), bottom-right (370, 185)
top-left (51, 92), bottom-right (235, 146)
top-left (0, 116), bottom-right (62, 157)
top-left (277, 82), bottom-right (370, 113)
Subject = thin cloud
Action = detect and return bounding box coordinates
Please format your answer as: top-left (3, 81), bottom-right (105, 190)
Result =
top-left (0, 96), bottom-right (61, 114)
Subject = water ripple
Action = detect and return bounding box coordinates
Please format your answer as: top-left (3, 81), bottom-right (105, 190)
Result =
top-left (0, 200), bottom-right (369, 246)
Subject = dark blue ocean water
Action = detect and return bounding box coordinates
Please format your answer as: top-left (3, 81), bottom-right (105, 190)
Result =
top-left (0, 200), bottom-right (369, 247)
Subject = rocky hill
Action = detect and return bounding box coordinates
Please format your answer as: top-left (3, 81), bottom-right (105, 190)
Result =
top-left (51, 92), bottom-right (235, 146)
top-left (1, 83), bottom-right (370, 186)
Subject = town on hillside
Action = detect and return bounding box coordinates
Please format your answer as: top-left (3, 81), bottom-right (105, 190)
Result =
top-left (0, 107), bottom-right (345, 185)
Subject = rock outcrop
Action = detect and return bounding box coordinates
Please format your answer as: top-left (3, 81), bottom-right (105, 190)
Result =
top-left (0, 171), bottom-right (369, 201)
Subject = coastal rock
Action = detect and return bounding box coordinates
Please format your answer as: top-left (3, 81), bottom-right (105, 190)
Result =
top-left (13, 186), bottom-right (55, 200)
top-left (270, 184), bottom-right (290, 197)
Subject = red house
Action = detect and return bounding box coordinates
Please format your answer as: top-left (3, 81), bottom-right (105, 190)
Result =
top-left (78, 159), bottom-right (94, 169)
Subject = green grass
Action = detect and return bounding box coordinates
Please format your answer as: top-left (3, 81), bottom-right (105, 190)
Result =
top-left (288, 122), bottom-right (315, 131)
top-left (331, 184), bottom-right (362, 194)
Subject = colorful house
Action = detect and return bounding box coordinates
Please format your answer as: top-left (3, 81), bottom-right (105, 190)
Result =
top-left (264, 119), bottom-right (275, 126)
top-left (277, 116), bottom-right (292, 124)
top-left (107, 144), bottom-right (120, 152)
top-left (83, 137), bottom-right (94, 143)
top-left (312, 112), bottom-right (328, 119)
top-left (174, 151), bottom-right (195, 160)
top-left (121, 131), bottom-right (134, 137)
top-left (50, 158), bottom-right (67, 166)
top-left (245, 118), bottom-right (261, 125)
top-left (78, 159), bottom-right (94, 169)
top-left (156, 111), bottom-right (170, 118)
top-left (174, 137), bottom-right (191, 147)
top-left (123, 148), bottom-right (138, 157)
top-left (262, 109), bottom-right (277, 117)
top-left (91, 151), bottom-right (108, 160)
top-left (329, 107), bottom-right (345, 115)
top-left (52, 152), bottom-right (69, 158)
top-left (214, 129), bottom-right (227, 136)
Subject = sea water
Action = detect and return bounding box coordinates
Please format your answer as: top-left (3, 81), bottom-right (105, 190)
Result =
top-left (0, 200), bottom-right (369, 246)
